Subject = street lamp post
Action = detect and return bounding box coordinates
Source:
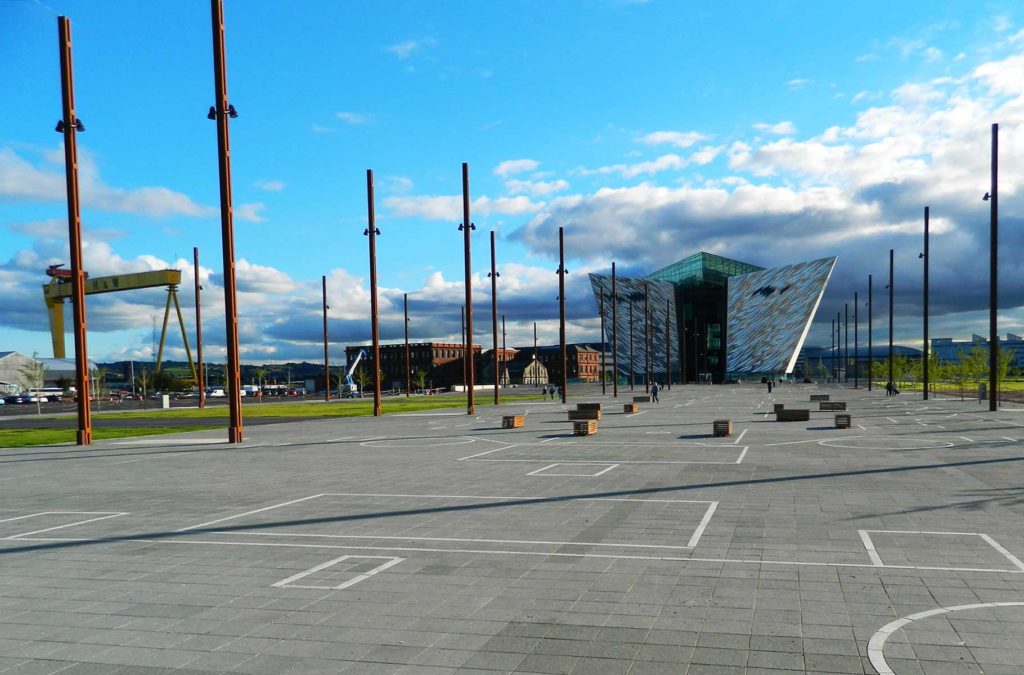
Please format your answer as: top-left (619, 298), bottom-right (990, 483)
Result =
top-left (557, 227), bottom-right (568, 404)
top-left (322, 275), bottom-right (330, 402)
top-left (194, 247), bottom-right (205, 409)
top-left (404, 292), bottom-right (410, 398)
top-left (365, 169), bottom-right (382, 417)
top-left (888, 249), bottom-right (894, 390)
top-left (459, 163), bottom-right (476, 415)
top-left (923, 206), bottom-right (929, 401)
top-left (868, 275), bottom-right (873, 391)
top-left (489, 231), bottom-right (500, 405)
top-left (629, 296), bottom-right (635, 391)
top-left (987, 123), bottom-right (999, 411)
top-left (644, 283), bottom-right (650, 392)
top-left (611, 263), bottom-right (618, 397)
top-left (854, 292), bottom-right (859, 389)
top-left (844, 303), bottom-right (849, 384)
top-left (599, 291), bottom-right (606, 395)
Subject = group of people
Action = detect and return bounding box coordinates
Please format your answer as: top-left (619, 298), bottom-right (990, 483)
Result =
top-left (540, 384), bottom-right (563, 400)
top-left (884, 381), bottom-right (900, 396)
top-left (539, 382), bottom-right (663, 403)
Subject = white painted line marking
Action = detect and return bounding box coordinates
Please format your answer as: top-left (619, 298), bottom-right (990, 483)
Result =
top-left (860, 529), bottom-right (1024, 572)
top-left (526, 463), bottom-right (561, 476)
top-left (455, 446), bottom-right (510, 461)
top-left (868, 602), bottom-right (1024, 675)
top-left (628, 410), bottom-right (649, 417)
top-left (526, 463), bottom-right (620, 477)
top-left (961, 436), bottom-right (974, 442)
top-left (1003, 437), bottom-right (1017, 442)
top-left (766, 436), bottom-right (862, 446)
top-left (644, 431), bottom-right (671, 435)
top-left (733, 429), bottom-right (748, 445)
top-left (223, 529), bottom-right (702, 550)
top-left (177, 493), bottom-right (325, 532)
top-left (7, 513), bottom-right (127, 539)
top-left (13, 536), bottom-right (1024, 574)
top-left (978, 533), bottom-right (1024, 572)
top-left (885, 417), bottom-right (899, 423)
top-left (687, 502), bottom-right (718, 548)
top-left (734, 447), bottom-right (748, 463)
top-left (272, 554), bottom-right (404, 590)
top-left (858, 530), bottom-right (884, 567)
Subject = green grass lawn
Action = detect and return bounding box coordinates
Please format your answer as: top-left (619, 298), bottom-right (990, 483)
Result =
top-left (94, 392), bottom-right (550, 421)
top-left (0, 426), bottom-right (219, 448)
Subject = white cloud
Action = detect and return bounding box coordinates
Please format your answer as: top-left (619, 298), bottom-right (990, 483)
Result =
top-left (579, 154), bottom-right (688, 179)
top-left (0, 147), bottom-right (216, 218)
top-left (234, 202), bottom-right (266, 223)
top-left (494, 158), bottom-right (540, 177)
top-left (385, 37), bottom-right (436, 59)
top-left (254, 180), bottom-right (285, 192)
top-left (384, 194), bottom-right (543, 220)
top-left (787, 78), bottom-right (813, 90)
top-left (505, 178), bottom-right (569, 197)
top-left (856, 54), bottom-right (879, 63)
top-left (922, 47), bottom-right (942, 62)
top-left (637, 130), bottom-right (708, 149)
top-left (336, 111), bottom-right (372, 125)
top-left (753, 121), bottom-right (796, 136)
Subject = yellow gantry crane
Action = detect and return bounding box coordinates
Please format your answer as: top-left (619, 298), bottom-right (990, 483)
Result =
top-left (43, 265), bottom-right (198, 381)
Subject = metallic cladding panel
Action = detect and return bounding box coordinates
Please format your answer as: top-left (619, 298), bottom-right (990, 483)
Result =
top-left (589, 274), bottom-right (679, 378)
top-left (725, 257), bottom-right (836, 374)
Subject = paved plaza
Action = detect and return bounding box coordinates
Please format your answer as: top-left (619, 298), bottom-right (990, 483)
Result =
top-left (1, 384), bottom-right (1024, 674)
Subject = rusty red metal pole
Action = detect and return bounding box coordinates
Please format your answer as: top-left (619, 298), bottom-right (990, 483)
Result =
top-left (322, 275), bottom-right (330, 402)
top-left (194, 247), bottom-right (205, 408)
top-left (611, 263), bottom-right (618, 398)
top-left (461, 306), bottom-right (466, 390)
top-left (490, 231), bottom-right (500, 405)
top-left (558, 227), bottom-right (568, 404)
top-left (599, 291), bottom-right (606, 395)
top-left (57, 16), bottom-right (91, 445)
top-left (989, 123), bottom-right (998, 411)
top-left (461, 163), bottom-right (476, 414)
top-left (210, 0), bottom-right (242, 443)
top-left (366, 169), bottom-right (382, 417)
top-left (404, 292), bottom-right (410, 398)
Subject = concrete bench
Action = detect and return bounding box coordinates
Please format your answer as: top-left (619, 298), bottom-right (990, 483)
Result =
top-left (713, 419), bottom-right (732, 437)
top-left (835, 413), bottom-right (852, 429)
top-left (633, 395), bottom-right (652, 403)
top-left (501, 415), bottom-right (524, 429)
top-left (573, 420), bottom-right (598, 436)
top-left (810, 394), bottom-right (830, 402)
top-left (568, 410), bottom-right (601, 421)
top-left (623, 403), bottom-right (639, 414)
top-left (820, 401), bottom-right (847, 411)
top-left (577, 403), bottom-right (602, 413)
top-left (773, 403), bottom-right (785, 414)
top-left (777, 408), bottom-right (810, 422)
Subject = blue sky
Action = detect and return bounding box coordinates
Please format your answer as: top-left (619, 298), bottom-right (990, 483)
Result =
top-left (2, 0), bottom-right (1023, 364)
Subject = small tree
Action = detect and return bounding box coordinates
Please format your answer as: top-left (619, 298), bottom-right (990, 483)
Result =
top-left (18, 353), bottom-right (46, 415)
top-left (252, 367), bottom-right (268, 401)
top-left (91, 367), bottom-right (109, 412)
top-left (137, 367), bottom-right (152, 408)
top-left (413, 368), bottom-right (428, 393)
top-left (353, 364), bottom-right (372, 392)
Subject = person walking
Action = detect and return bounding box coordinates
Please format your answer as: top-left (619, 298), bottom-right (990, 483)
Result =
top-left (651, 382), bottom-right (660, 403)
top-left (767, 378), bottom-right (773, 394)
top-left (550, 386), bottom-right (556, 400)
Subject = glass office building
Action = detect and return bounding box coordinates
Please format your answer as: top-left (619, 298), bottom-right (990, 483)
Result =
top-left (590, 252), bottom-right (835, 383)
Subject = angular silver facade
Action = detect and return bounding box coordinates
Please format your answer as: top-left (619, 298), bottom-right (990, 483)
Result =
top-left (589, 274), bottom-right (679, 380)
top-left (725, 257), bottom-right (836, 375)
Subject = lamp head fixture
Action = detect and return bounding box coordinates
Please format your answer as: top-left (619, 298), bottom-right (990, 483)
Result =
top-left (983, 192), bottom-right (991, 201)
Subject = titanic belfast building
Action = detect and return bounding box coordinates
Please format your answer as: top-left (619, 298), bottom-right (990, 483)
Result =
top-left (589, 252), bottom-right (835, 383)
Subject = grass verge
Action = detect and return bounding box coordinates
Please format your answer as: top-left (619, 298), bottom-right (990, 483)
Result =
top-left (94, 393), bottom-right (551, 420)
top-left (0, 426), bottom-right (219, 448)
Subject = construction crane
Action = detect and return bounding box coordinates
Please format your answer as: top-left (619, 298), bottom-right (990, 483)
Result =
top-left (43, 265), bottom-right (198, 381)
top-left (342, 349), bottom-right (368, 397)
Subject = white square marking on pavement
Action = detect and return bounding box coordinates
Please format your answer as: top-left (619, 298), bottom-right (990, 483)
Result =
top-left (859, 529), bottom-right (1024, 573)
top-left (272, 555), bottom-right (404, 590)
top-left (526, 463), bottom-right (619, 477)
